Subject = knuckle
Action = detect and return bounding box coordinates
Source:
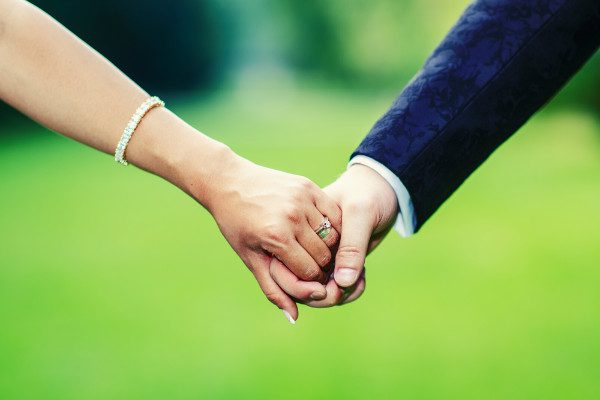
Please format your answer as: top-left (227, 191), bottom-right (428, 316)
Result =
top-left (317, 251), bottom-right (332, 267)
top-left (337, 245), bottom-right (363, 257)
top-left (302, 267), bottom-right (322, 282)
top-left (324, 292), bottom-right (342, 307)
top-left (284, 207), bottom-right (302, 224)
top-left (299, 177), bottom-right (315, 191)
top-left (264, 291), bottom-right (283, 306)
top-left (345, 198), bottom-right (371, 214)
top-left (263, 226), bottom-right (289, 246)
top-left (336, 245), bottom-right (365, 266)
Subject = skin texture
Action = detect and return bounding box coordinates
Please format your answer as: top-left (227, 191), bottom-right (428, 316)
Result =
top-left (271, 164), bottom-right (399, 313)
top-left (206, 156), bottom-right (343, 319)
top-left (0, 0), bottom-right (341, 319)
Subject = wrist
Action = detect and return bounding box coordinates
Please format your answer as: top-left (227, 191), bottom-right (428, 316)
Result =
top-left (346, 164), bottom-right (398, 230)
top-left (125, 106), bottom-right (242, 208)
top-left (180, 141), bottom-right (243, 211)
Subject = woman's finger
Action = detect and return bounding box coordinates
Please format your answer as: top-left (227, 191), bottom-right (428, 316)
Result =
top-left (312, 188), bottom-right (343, 234)
top-left (305, 205), bottom-right (340, 249)
top-left (296, 221), bottom-right (334, 269)
top-left (248, 252), bottom-right (299, 324)
top-left (271, 240), bottom-right (325, 283)
top-left (270, 258), bottom-right (327, 301)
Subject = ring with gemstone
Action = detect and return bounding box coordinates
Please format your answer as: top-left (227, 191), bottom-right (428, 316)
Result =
top-left (315, 217), bottom-right (332, 239)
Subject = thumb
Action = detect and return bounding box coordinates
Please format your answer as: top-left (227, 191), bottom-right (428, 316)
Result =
top-left (334, 206), bottom-right (373, 287)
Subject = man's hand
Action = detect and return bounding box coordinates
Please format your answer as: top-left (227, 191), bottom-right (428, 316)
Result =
top-left (269, 163), bottom-right (398, 309)
top-left (327, 164), bottom-right (398, 289)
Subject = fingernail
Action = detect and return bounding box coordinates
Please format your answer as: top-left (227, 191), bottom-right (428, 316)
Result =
top-left (282, 310), bottom-right (296, 325)
top-left (335, 268), bottom-right (358, 287)
top-left (310, 289), bottom-right (327, 300)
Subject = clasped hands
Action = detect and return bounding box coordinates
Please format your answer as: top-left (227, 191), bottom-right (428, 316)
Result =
top-left (204, 151), bottom-right (399, 323)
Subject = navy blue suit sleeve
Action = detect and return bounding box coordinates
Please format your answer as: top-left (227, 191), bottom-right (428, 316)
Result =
top-left (353, 0), bottom-right (600, 232)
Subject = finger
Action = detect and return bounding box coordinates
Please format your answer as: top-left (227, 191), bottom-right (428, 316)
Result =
top-left (334, 205), bottom-right (374, 288)
top-left (248, 253), bottom-right (299, 324)
top-left (270, 258), bottom-right (327, 301)
top-left (303, 278), bottom-right (345, 308)
top-left (313, 189), bottom-right (343, 234)
top-left (305, 205), bottom-right (340, 249)
top-left (272, 241), bottom-right (325, 283)
top-left (341, 269), bottom-right (366, 304)
top-left (296, 221), bottom-right (333, 268)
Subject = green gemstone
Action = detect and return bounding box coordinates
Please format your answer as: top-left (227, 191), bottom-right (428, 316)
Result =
top-left (318, 227), bottom-right (331, 239)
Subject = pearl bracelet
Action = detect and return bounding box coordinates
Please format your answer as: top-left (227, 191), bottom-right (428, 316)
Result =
top-left (114, 96), bottom-right (165, 166)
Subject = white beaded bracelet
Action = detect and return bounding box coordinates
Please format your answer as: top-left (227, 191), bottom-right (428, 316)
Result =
top-left (114, 96), bottom-right (165, 166)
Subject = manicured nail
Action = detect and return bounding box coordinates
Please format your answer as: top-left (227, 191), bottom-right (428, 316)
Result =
top-left (282, 310), bottom-right (296, 325)
top-left (335, 268), bottom-right (358, 287)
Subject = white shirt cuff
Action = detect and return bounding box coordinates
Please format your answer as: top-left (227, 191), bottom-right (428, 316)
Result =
top-left (348, 155), bottom-right (416, 237)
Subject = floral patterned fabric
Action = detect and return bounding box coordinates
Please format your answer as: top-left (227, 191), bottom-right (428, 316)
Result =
top-left (353, 0), bottom-right (600, 231)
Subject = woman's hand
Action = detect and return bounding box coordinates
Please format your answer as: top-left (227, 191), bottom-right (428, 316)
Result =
top-left (194, 151), bottom-right (342, 322)
top-left (268, 164), bottom-right (398, 310)
top-left (0, 0), bottom-right (342, 323)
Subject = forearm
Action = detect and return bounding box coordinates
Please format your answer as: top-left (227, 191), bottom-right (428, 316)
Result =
top-left (0, 0), bottom-right (232, 206)
top-left (353, 0), bottom-right (600, 231)
top-left (0, 1), bottom-right (346, 318)
top-left (0, 0), bottom-right (146, 151)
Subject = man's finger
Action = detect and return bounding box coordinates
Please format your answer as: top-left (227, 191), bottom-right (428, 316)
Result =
top-left (270, 258), bottom-right (327, 301)
top-left (303, 278), bottom-right (345, 308)
top-left (334, 204), bottom-right (373, 287)
top-left (273, 241), bottom-right (325, 283)
top-left (342, 269), bottom-right (366, 304)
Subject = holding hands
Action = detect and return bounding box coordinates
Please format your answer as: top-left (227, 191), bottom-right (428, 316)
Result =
top-left (187, 147), bottom-right (400, 322)
top-left (3, 0), bottom-right (596, 327)
top-left (265, 164), bottom-right (399, 322)
top-left (202, 153), bottom-right (344, 321)
top-left (0, 0), bottom-right (403, 324)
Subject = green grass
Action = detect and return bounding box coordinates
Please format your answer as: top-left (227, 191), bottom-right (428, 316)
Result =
top-left (1, 87), bottom-right (600, 400)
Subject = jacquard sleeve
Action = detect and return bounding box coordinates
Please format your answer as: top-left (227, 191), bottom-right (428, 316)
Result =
top-left (352, 0), bottom-right (600, 232)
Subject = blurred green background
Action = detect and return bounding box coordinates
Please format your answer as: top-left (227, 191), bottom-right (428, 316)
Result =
top-left (1, 1), bottom-right (599, 399)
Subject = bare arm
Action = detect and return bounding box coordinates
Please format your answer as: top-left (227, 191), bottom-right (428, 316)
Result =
top-left (0, 0), bottom-right (224, 196)
top-left (0, 0), bottom-right (341, 322)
